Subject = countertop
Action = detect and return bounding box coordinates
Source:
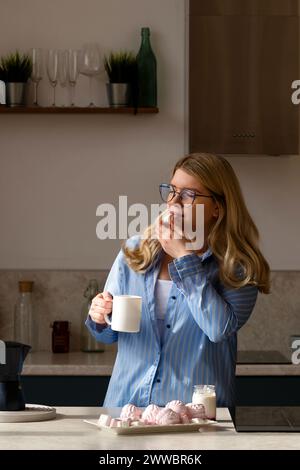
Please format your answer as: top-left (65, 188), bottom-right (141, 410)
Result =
top-left (22, 351), bottom-right (300, 376)
top-left (0, 407), bottom-right (299, 450)
top-left (23, 350), bottom-right (117, 376)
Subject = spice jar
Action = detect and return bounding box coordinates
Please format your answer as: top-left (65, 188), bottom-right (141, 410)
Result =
top-left (51, 321), bottom-right (70, 353)
top-left (192, 385), bottom-right (216, 420)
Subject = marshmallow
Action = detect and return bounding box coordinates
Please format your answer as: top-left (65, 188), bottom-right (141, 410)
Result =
top-left (131, 420), bottom-right (144, 427)
top-left (110, 418), bottom-right (122, 428)
top-left (166, 400), bottom-right (189, 421)
top-left (120, 418), bottom-right (132, 427)
top-left (141, 404), bottom-right (162, 424)
top-left (191, 417), bottom-right (206, 424)
top-left (186, 403), bottom-right (206, 420)
top-left (156, 408), bottom-right (181, 425)
top-left (161, 212), bottom-right (170, 225)
top-left (120, 404), bottom-right (142, 421)
top-left (97, 414), bottom-right (112, 427)
top-left (180, 414), bottom-right (191, 424)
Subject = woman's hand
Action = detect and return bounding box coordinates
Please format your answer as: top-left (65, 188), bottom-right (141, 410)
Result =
top-left (88, 291), bottom-right (113, 324)
top-left (154, 211), bottom-right (191, 259)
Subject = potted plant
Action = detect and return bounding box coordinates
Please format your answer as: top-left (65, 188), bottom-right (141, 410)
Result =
top-left (0, 51), bottom-right (32, 107)
top-left (104, 51), bottom-right (137, 107)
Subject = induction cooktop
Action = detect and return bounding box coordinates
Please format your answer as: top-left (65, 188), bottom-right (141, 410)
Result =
top-left (230, 407), bottom-right (300, 432)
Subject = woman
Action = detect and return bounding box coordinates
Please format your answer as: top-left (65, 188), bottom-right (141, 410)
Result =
top-left (86, 153), bottom-right (270, 407)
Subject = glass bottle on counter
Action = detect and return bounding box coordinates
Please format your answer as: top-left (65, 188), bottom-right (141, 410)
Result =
top-left (14, 280), bottom-right (37, 350)
top-left (192, 385), bottom-right (216, 420)
top-left (80, 279), bottom-right (104, 352)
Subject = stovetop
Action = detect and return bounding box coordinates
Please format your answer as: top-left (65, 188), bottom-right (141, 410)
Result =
top-left (231, 407), bottom-right (300, 432)
top-left (237, 350), bottom-right (290, 364)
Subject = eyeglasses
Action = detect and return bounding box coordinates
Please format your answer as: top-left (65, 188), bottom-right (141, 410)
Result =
top-left (159, 183), bottom-right (214, 205)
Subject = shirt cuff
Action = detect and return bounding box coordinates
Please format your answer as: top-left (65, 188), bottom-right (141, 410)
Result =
top-left (85, 314), bottom-right (108, 334)
top-left (168, 253), bottom-right (205, 283)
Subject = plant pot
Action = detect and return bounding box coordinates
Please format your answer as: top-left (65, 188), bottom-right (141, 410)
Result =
top-left (6, 82), bottom-right (26, 107)
top-left (106, 83), bottom-right (131, 107)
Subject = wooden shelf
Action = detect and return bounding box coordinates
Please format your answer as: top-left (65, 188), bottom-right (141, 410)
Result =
top-left (0, 106), bottom-right (159, 114)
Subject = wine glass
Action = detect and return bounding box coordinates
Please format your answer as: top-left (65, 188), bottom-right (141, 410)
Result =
top-left (58, 50), bottom-right (68, 106)
top-left (30, 48), bottom-right (43, 106)
top-left (68, 49), bottom-right (81, 107)
top-left (79, 43), bottom-right (101, 107)
top-left (47, 49), bottom-right (58, 106)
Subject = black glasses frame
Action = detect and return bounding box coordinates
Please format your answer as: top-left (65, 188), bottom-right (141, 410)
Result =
top-left (159, 183), bottom-right (214, 205)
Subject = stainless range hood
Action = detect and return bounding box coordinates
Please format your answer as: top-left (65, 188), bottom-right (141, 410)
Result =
top-left (189, 0), bottom-right (299, 155)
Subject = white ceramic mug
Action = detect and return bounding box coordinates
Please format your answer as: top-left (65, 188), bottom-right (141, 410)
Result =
top-left (104, 295), bottom-right (142, 332)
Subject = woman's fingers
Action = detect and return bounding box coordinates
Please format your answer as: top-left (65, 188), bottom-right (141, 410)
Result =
top-left (102, 290), bottom-right (113, 300)
top-left (89, 291), bottom-right (113, 324)
top-left (90, 305), bottom-right (112, 314)
top-left (92, 299), bottom-right (112, 309)
top-left (155, 213), bottom-right (174, 240)
top-left (92, 292), bottom-right (113, 308)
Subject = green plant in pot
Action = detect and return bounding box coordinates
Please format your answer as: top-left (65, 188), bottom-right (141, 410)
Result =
top-left (0, 51), bottom-right (32, 107)
top-left (104, 51), bottom-right (137, 107)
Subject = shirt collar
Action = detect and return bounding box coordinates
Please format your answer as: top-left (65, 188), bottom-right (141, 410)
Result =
top-left (198, 246), bottom-right (213, 262)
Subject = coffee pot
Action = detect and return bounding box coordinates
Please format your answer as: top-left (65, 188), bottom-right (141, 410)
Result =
top-left (0, 341), bottom-right (31, 411)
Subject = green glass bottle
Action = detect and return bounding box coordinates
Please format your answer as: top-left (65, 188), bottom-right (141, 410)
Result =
top-left (136, 27), bottom-right (157, 107)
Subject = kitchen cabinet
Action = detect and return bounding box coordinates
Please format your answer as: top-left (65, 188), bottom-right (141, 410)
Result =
top-left (21, 376), bottom-right (110, 406)
top-left (189, 0), bottom-right (299, 154)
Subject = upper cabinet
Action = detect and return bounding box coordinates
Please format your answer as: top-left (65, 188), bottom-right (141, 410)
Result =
top-left (189, 0), bottom-right (299, 155)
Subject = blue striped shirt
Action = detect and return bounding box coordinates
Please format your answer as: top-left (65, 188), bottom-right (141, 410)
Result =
top-left (86, 235), bottom-right (258, 407)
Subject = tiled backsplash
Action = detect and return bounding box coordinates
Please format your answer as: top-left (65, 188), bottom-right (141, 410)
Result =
top-left (237, 271), bottom-right (300, 360)
top-left (0, 270), bottom-right (299, 359)
top-left (0, 270), bottom-right (114, 352)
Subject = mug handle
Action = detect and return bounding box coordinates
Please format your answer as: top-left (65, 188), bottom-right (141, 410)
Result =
top-left (104, 313), bottom-right (112, 326)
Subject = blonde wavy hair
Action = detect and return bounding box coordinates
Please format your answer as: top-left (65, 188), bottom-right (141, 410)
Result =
top-left (122, 153), bottom-right (270, 294)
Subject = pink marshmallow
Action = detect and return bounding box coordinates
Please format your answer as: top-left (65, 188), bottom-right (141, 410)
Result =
top-left (97, 414), bottom-right (112, 427)
top-left (180, 414), bottom-right (191, 424)
top-left (120, 404), bottom-right (142, 420)
top-left (186, 403), bottom-right (206, 419)
top-left (141, 404), bottom-right (162, 424)
top-left (165, 400), bottom-right (189, 421)
top-left (110, 418), bottom-right (122, 428)
top-left (156, 408), bottom-right (181, 425)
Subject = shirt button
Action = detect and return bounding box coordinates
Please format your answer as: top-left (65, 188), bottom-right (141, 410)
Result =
top-left (157, 379), bottom-right (161, 383)
top-left (171, 296), bottom-right (176, 300)
top-left (166, 324), bottom-right (171, 328)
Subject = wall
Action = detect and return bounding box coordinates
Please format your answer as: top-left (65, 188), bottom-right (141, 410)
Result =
top-left (0, 0), bottom-right (186, 270)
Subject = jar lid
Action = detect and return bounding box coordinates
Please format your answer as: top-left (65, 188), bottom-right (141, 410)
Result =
top-left (19, 281), bottom-right (34, 293)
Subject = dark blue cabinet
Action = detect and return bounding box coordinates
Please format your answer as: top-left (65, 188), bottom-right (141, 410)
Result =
top-left (21, 376), bottom-right (111, 406)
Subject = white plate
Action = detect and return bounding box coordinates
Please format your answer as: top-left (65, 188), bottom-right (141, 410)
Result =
top-left (84, 418), bottom-right (215, 435)
top-left (0, 404), bottom-right (56, 423)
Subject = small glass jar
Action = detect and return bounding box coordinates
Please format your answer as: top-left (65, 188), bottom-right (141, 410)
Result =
top-left (51, 321), bottom-right (70, 353)
top-left (192, 385), bottom-right (216, 420)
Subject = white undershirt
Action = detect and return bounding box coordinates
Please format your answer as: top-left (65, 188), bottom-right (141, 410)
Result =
top-left (155, 279), bottom-right (173, 341)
